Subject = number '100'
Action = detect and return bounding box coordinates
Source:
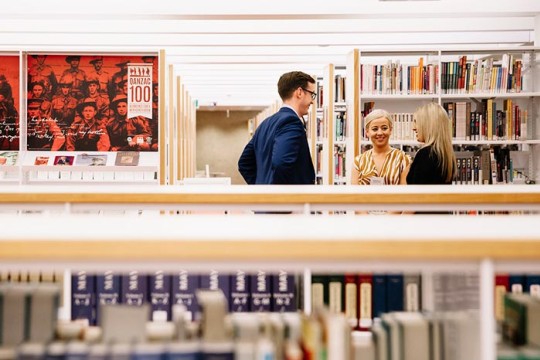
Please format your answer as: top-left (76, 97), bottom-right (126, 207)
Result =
top-left (129, 85), bottom-right (151, 102)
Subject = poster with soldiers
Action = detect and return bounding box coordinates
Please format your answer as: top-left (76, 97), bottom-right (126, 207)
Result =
top-left (26, 54), bottom-right (159, 152)
top-left (0, 55), bottom-right (20, 151)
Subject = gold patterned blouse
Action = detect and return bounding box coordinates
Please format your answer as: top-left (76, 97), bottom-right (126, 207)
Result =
top-left (353, 148), bottom-right (411, 185)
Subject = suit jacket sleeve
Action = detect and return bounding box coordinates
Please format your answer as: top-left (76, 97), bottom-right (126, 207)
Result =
top-left (238, 138), bottom-right (257, 184)
top-left (272, 119), bottom-right (304, 184)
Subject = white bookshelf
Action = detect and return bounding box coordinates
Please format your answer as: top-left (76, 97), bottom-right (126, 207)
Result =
top-left (351, 47), bottom-right (540, 182)
top-left (0, 186), bottom-right (540, 360)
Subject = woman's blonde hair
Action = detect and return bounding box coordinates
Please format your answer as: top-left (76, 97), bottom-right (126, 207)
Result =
top-left (414, 102), bottom-right (456, 183)
top-left (364, 109), bottom-right (393, 130)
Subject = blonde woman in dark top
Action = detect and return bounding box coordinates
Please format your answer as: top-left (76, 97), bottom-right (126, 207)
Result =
top-left (351, 109), bottom-right (410, 186)
top-left (406, 103), bottom-right (456, 185)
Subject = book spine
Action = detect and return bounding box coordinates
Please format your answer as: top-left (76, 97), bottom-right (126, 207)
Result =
top-left (386, 274), bottom-right (404, 312)
top-left (358, 274), bottom-right (373, 330)
top-left (271, 270), bottom-right (297, 312)
top-left (525, 275), bottom-right (540, 298)
top-left (372, 274), bottom-right (387, 319)
top-left (71, 271), bottom-right (97, 326)
top-left (200, 270), bottom-right (231, 308)
top-left (172, 270), bottom-right (200, 321)
top-left (230, 270), bottom-right (251, 312)
top-left (96, 271), bottom-right (121, 325)
top-left (121, 271), bottom-right (148, 307)
top-left (344, 274), bottom-right (358, 328)
top-left (250, 270), bottom-right (272, 312)
top-left (149, 271), bottom-right (172, 321)
top-left (327, 274), bottom-right (345, 314)
top-left (495, 274), bottom-right (509, 324)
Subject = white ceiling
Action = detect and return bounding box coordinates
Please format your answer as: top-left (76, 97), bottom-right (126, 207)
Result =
top-left (2, 0), bottom-right (540, 107)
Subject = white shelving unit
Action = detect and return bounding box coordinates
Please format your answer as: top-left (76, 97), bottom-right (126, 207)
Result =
top-left (351, 47), bottom-right (540, 182)
top-left (0, 186), bottom-right (540, 360)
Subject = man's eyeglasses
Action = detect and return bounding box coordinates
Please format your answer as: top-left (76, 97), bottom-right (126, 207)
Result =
top-left (301, 88), bottom-right (317, 100)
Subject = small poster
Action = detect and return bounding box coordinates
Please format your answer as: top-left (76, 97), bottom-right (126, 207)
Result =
top-left (115, 151), bottom-right (140, 166)
top-left (0, 55), bottom-right (20, 151)
top-left (26, 54), bottom-right (159, 152)
top-left (75, 153), bottom-right (107, 166)
top-left (127, 63), bottom-right (152, 119)
top-left (54, 155), bottom-right (74, 166)
top-left (0, 151), bottom-right (18, 165)
top-left (34, 156), bottom-right (49, 165)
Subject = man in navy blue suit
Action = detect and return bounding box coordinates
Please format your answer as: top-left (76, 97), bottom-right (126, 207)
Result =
top-left (238, 71), bottom-right (316, 185)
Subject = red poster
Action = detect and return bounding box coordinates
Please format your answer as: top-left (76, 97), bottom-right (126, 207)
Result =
top-left (0, 55), bottom-right (20, 151)
top-left (27, 54), bottom-right (159, 152)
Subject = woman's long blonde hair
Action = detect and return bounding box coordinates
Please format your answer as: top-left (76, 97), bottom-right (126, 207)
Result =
top-left (414, 103), bottom-right (456, 183)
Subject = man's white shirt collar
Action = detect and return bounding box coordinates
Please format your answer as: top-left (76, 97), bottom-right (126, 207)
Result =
top-left (281, 104), bottom-right (301, 119)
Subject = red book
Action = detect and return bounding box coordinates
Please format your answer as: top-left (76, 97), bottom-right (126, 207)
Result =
top-left (495, 274), bottom-right (509, 323)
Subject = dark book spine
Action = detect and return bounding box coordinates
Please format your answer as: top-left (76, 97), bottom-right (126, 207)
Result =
top-left (525, 275), bottom-right (540, 297)
top-left (250, 270), bottom-right (272, 312)
top-left (230, 270), bottom-right (251, 312)
top-left (172, 270), bottom-right (200, 320)
top-left (121, 271), bottom-right (148, 307)
top-left (386, 274), bottom-right (404, 312)
top-left (372, 274), bottom-right (387, 318)
top-left (71, 271), bottom-right (97, 325)
top-left (272, 270), bottom-right (297, 312)
top-left (96, 271), bottom-right (121, 306)
top-left (149, 271), bottom-right (172, 321)
top-left (200, 270), bottom-right (231, 305)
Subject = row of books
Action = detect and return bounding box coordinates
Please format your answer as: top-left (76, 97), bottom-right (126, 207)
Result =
top-left (441, 54), bottom-right (523, 94)
top-left (503, 293), bottom-right (540, 348)
top-left (311, 272), bottom-right (540, 332)
top-left (71, 270), bottom-right (298, 326)
top-left (495, 274), bottom-right (540, 327)
top-left (360, 59), bottom-right (438, 95)
top-left (361, 112), bottom-right (416, 142)
top-left (454, 147), bottom-right (526, 185)
top-left (444, 100), bottom-right (528, 141)
top-left (311, 273), bottom-right (422, 330)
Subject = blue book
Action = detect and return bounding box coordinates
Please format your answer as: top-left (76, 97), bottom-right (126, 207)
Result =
top-left (230, 270), bottom-right (250, 312)
top-left (71, 271), bottom-right (97, 325)
top-left (200, 270), bottom-right (231, 307)
top-left (172, 270), bottom-right (200, 320)
top-left (372, 274), bottom-right (387, 318)
top-left (272, 270), bottom-right (297, 312)
top-left (121, 271), bottom-right (148, 307)
top-left (96, 271), bottom-right (121, 305)
top-left (386, 274), bottom-right (404, 312)
top-left (525, 274), bottom-right (540, 297)
top-left (149, 271), bottom-right (172, 321)
top-left (250, 270), bottom-right (272, 312)
top-left (509, 274), bottom-right (525, 293)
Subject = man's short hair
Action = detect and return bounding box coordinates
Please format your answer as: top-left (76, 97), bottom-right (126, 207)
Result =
top-left (277, 71), bottom-right (315, 101)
